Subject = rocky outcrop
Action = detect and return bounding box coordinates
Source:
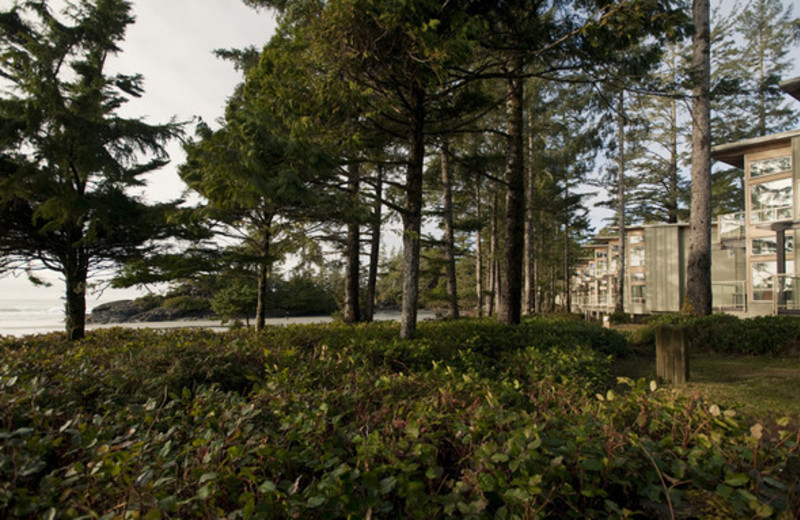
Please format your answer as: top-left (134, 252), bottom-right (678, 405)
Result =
top-left (88, 300), bottom-right (143, 324)
top-left (88, 300), bottom-right (216, 324)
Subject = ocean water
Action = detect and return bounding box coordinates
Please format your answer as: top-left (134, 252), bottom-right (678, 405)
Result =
top-left (0, 293), bottom-right (435, 337)
top-left (0, 298), bottom-right (66, 337)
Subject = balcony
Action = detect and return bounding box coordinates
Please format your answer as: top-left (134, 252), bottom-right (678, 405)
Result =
top-left (712, 280), bottom-right (746, 312)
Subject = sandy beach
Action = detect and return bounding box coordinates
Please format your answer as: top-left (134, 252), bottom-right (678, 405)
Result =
top-left (0, 311), bottom-right (436, 337)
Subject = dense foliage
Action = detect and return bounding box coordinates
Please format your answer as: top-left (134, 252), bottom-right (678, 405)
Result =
top-left (0, 0), bottom-right (185, 339)
top-left (629, 314), bottom-right (800, 356)
top-left (2, 319), bottom-right (799, 518)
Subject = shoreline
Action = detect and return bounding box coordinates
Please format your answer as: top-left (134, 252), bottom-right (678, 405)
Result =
top-left (1, 310), bottom-right (437, 338)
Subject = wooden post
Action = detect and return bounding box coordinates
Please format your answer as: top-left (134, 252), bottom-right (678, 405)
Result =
top-left (656, 326), bottom-right (689, 384)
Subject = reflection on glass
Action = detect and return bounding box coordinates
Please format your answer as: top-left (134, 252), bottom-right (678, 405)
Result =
top-left (750, 177), bottom-right (792, 223)
top-left (750, 156), bottom-right (791, 178)
top-left (751, 236), bottom-right (794, 255)
top-left (751, 261), bottom-right (795, 300)
top-left (632, 272), bottom-right (646, 282)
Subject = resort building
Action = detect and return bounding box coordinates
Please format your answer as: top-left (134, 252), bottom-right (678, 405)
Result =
top-left (572, 77), bottom-right (800, 317)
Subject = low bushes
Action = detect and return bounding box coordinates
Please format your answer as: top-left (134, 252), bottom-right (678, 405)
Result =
top-left (2, 319), bottom-right (799, 518)
top-left (634, 314), bottom-right (800, 355)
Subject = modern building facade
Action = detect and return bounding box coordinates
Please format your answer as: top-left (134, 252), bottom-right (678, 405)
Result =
top-left (572, 77), bottom-right (800, 317)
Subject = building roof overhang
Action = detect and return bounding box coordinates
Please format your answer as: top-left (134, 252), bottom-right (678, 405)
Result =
top-left (781, 76), bottom-right (800, 102)
top-left (711, 128), bottom-right (800, 168)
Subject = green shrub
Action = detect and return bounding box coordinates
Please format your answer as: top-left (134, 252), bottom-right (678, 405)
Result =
top-left (609, 311), bottom-right (631, 324)
top-left (1, 320), bottom-right (798, 518)
top-left (133, 293), bottom-right (164, 311)
top-left (635, 314), bottom-right (800, 356)
top-left (162, 295), bottom-right (212, 313)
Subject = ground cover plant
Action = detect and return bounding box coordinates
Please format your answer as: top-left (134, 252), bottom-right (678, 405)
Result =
top-left (2, 319), bottom-right (800, 518)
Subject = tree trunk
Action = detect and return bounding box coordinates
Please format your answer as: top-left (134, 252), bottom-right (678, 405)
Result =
top-left (475, 175), bottom-right (484, 318)
top-left (523, 115), bottom-right (535, 316)
top-left (344, 161), bottom-right (361, 324)
top-left (498, 60), bottom-right (525, 325)
top-left (534, 209), bottom-right (542, 314)
top-left (486, 187), bottom-right (499, 317)
top-left (64, 246), bottom-right (88, 341)
top-left (364, 167), bottom-right (382, 322)
top-left (667, 47), bottom-right (680, 224)
top-left (687, 0), bottom-right (712, 316)
top-left (563, 216), bottom-right (571, 314)
top-left (615, 90), bottom-right (626, 314)
top-left (255, 222), bottom-right (272, 331)
top-left (440, 141), bottom-right (459, 319)
top-left (668, 92), bottom-right (679, 224)
top-left (400, 87), bottom-right (426, 339)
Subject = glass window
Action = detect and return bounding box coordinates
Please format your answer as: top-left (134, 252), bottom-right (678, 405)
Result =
top-left (750, 156), bottom-right (791, 179)
top-left (751, 261), bottom-right (795, 301)
top-left (629, 235), bottom-right (643, 244)
top-left (632, 272), bottom-right (646, 282)
top-left (630, 247), bottom-right (645, 267)
top-left (750, 177), bottom-right (792, 223)
top-left (631, 285), bottom-right (646, 303)
top-left (751, 236), bottom-right (794, 256)
top-left (597, 251), bottom-right (607, 259)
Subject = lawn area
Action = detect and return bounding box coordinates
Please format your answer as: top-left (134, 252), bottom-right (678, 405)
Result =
top-left (613, 352), bottom-right (800, 427)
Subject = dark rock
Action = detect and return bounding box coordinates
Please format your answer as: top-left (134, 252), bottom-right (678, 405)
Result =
top-left (88, 299), bottom-right (216, 324)
top-left (88, 300), bottom-right (144, 324)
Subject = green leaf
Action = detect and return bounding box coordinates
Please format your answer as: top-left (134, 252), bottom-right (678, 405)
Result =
top-left (259, 479), bottom-right (277, 493)
top-left (308, 495), bottom-right (326, 507)
top-left (197, 485), bottom-right (211, 500)
top-left (379, 476), bottom-right (397, 495)
top-left (199, 472), bottom-right (218, 484)
top-left (724, 473), bottom-right (749, 487)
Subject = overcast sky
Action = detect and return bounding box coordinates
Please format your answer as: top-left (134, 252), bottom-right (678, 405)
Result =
top-left (2, 0), bottom-right (800, 304)
top-left (112, 0), bottom-right (278, 203)
top-left (2, 0), bottom-right (278, 302)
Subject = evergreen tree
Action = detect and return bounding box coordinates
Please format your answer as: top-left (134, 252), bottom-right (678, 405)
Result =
top-left (687, 0), bottom-right (713, 316)
top-left (733, 0), bottom-right (799, 138)
top-left (0, 0), bottom-right (182, 340)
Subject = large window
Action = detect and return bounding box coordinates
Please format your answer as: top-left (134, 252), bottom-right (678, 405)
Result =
top-left (630, 247), bottom-right (645, 267)
top-left (751, 236), bottom-right (794, 256)
top-left (630, 285), bottom-right (646, 304)
top-left (750, 156), bottom-right (791, 179)
top-left (751, 261), bottom-right (795, 301)
top-left (750, 177), bottom-right (792, 223)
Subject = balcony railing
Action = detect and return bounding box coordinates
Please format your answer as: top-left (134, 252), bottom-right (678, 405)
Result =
top-left (712, 280), bottom-right (747, 312)
top-left (751, 206), bottom-right (793, 224)
top-left (718, 212), bottom-right (745, 241)
top-left (772, 274), bottom-right (800, 314)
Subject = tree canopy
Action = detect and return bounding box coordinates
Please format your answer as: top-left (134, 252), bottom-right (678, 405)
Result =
top-left (0, 0), bottom-right (182, 339)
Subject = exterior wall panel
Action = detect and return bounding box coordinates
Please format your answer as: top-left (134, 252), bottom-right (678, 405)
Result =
top-left (645, 226), bottom-right (682, 312)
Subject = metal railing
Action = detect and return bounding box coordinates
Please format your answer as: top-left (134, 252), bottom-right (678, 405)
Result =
top-left (712, 280), bottom-right (747, 312)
